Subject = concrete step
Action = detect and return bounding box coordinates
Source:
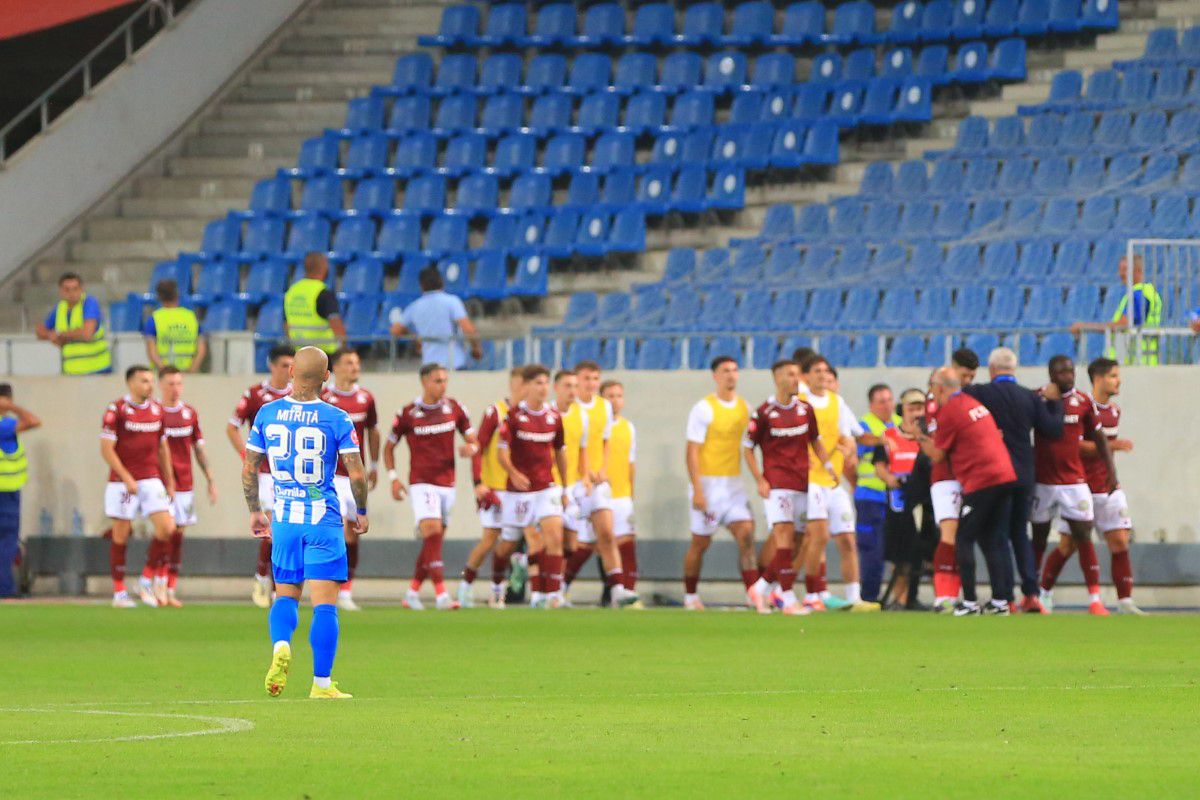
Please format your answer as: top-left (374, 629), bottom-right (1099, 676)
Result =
top-left (265, 53), bottom-right (403, 73)
top-left (324, 0), bottom-right (460, 7)
top-left (85, 217), bottom-right (210, 242)
top-left (1000, 82), bottom-right (1055, 102)
top-left (292, 20), bottom-right (424, 38)
top-left (166, 156), bottom-right (292, 178)
top-left (136, 176), bottom-right (257, 199)
top-left (232, 83), bottom-right (373, 103)
top-left (29, 259), bottom-right (156, 286)
top-left (1156, 0), bottom-right (1200, 18)
top-left (278, 35), bottom-right (418, 56)
top-left (186, 134), bottom-right (306, 158)
top-left (201, 115), bottom-right (346, 136)
top-left (218, 100), bottom-right (349, 120)
top-left (69, 238), bottom-right (196, 262)
top-left (121, 196), bottom-right (242, 218)
top-left (1063, 48), bottom-right (1143, 68)
top-left (248, 68), bottom-right (392, 87)
top-left (307, 6), bottom-right (445, 29)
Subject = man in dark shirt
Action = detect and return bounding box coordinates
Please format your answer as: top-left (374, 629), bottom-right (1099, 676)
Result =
top-left (962, 346), bottom-right (1063, 613)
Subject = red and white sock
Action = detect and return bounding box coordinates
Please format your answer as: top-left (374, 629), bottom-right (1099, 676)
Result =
top-left (110, 542), bottom-right (127, 594)
top-left (1076, 538), bottom-right (1102, 602)
top-left (618, 539), bottom-right (638, 591)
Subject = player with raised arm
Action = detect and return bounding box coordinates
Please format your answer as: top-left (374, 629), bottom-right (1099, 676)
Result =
top-left (320, 349), bottom-right (379, 611)
top-left (1041, 358), bottom-right (1144, 614)
top-left (100, 365), bottom-right (177, 608)
top-left (743, 360), bottom-right (834, 615)
top-left (497, 364), bottom-right (569, 609)
top-left (681, 356), bottom-right (759, 612)
top-left (458, 367), bottom-right (526, 608)
top-left (600, 380), bottom-right (643, 607)
top-left (227, 344), bottom-right (294, 607)
top-left (385, 363), bottom-right (477, 611)
top-left (1031, 355), bottom-right (1117, 616)
top-left (155, 366), bottom-right (216, 607)
top-left (248, 347), bottom-right (367, 700)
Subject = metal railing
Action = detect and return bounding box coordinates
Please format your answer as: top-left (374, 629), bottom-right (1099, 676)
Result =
top-left (0, 0), bottom-right (178, 167)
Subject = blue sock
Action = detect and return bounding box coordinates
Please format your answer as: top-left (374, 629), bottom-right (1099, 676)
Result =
top-left (310, 604), bottom-right (339, 679)
top-left (269, 596), bottom-right (299, 645)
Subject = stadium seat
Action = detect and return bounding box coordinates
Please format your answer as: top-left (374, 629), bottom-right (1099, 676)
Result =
top-left (770, 2), bottom-right (825, 46)
top-left (204, 299), bottom-right (248, 333)
top-left (190, 260), bottom-right (239, 306)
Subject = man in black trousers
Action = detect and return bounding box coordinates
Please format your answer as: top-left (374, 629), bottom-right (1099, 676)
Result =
top-left (963, 346), bottom-right (1063, 613)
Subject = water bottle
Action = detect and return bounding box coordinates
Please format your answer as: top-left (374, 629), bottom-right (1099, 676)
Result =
top-left (71, 509), bottom-right (84, 537)
top-left (38, 508), bottom-right (52, 538)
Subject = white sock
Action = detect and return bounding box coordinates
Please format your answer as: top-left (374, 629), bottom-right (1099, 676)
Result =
top-left (406, 588), bottom-right (420, 597)
top-left (338, 589), bottom-right (352, 598)
top-left (805, 592), bottom-right (819, 603)
top-left (491, 582), bottom-right (504, 593)
top-left (781, 590), bottom-right (798, 607)
top-left (845, 582), bottom-right (862, 604)
top-left (531, 591), bottom-right (545, 603)
top-left (114, 590), bottom-right (128, 599)
top-left (139, 576), bottom-right (153, 587)
top-left (1039, 588), bottom-right (1053, 601)
top-left (436, 592), bottom-right (450, 602)
top-left (256, 574), bottom-right (272, 586)
top-left (1088, 592), bottom-right (1101, 603)
top-left (273, 641), bottom-right (289, 653)
top-left (684, 592), bottom-right (699, 604)
top-left (752, 576), bottom-right (769, 595)
top-left (769, 581), bottom-right (781, 596)
top-left (313, 676), bottom-right (331, 689)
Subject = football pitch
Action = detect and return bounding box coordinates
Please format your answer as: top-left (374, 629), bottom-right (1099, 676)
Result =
top-left (2, 605), bottom-right (1198, 799)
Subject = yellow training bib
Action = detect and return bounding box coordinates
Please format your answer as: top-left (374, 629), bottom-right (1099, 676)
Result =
top-left (698, 394), bottom-right (748, 478)
top-left (607, 417), bottom-right (635, 499)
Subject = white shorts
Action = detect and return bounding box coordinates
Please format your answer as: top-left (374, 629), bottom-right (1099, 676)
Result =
top-left (410, 483), bottom-right (456, 525)
top-left (501, 486), bottom-right (564, 529)
top-left (172, 490), bottom-right (198, 527)
top-left (689, 476), bottom-right (753, 536)
top-left (499, 525), bottom-right (525, 543)
top-left (930, 480), bottom-right (962, 524)
top-left (478, 499), bottom-right (503, 530)
top-left (611, 496), bottom-right (635, 537)
top-left (1059, 489), bottom-right (1130, 534)
top-left (806, 484), bottom-right (856, 535)
top-left (105, 479), bottom-right (171, 521)
top-left (1030, 482), bottom-right (1094, 524)
top-left (333, 475), bottom-right (357, 520)
top-left (564, 481), bottom-right (614, 535)
top-left (764, 488), bottom-right (807, 528)
top-left (258, 473), bottom-right (275, 515)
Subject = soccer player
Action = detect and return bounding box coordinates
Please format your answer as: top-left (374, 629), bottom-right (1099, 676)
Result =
top-left (743, 360), bottom-right (834, 615)
top-left (497, 364), bottom-right (569, 609)
top-left (552, 369), bottom-right (587, 601)
top-left (600, 379), bottom-right (643, 606)
top-left (562, 361), bottom-right (638, 607)
top-left (458, 367), bottom-right (527, 608)
top-left (681, 356), bottom-right (758, 612)
top-left (386, 362), bottom-right (477, 611)
top-left (227, 344), bottom-right (294, 607)
top-left (1041, 358), bottom-right (1142, 613)
top-left (246, 347), bottom-right (366, 700)
top-left (1030, 355), bottom-right (1116, 615)
top-left (156, 366), bottom-right (217, 607)
top-left (320, 349), bottom-right (379, 611)
top-left (796, 354), bottom-right (879, 612)
top-left (100, 365), bottom-right (176, 608)
top-left (929, 351), bottom-right (978, 611)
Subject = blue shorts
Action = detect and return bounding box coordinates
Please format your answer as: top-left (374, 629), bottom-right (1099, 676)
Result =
top-left (271, 520), bottom-right (348, 585)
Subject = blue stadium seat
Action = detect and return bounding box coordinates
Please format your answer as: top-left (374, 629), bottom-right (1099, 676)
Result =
top-left (387, 132), bottom-right (435, 177)
top-left (819, 334), bottom-right (852, 366)
top-left (336, 257), bottom-right (383, 300)
top-left (511, 252), bottom-right (548, 297)
top-left (425, 215), bottom-right (469, 259)
top-left (989, 38), bottom-right (1027, 83)
top-left (575, 3), bottom-right (624, 47)
top-left (437, 133), bottom-right (486, 177)
top-left (476, 54), bottom-right (522, 97)
top-left (860, 162), bottom-right (895, 196)
top-left (981, 241), bottom-right (1017, 280)
top-left (238, 217), bottom-right (285, 260)
top-left (1114, 194), bottom-right (1151, 234)
top-left (929, 159), bottom-right (965, 194)
top-left (916, 45), bottom-right (950, 85)
top-left (388, 53), bottom-right (434, 96)
top-left (190, 260), bottom-right (239, 306)
top-left (1040, 196), bottom-right (1079, 236)
top-left (1051, 237), bottom-right (1090, 278)
top-left (950, 285), bottom-right (989, 326)
top-left (282, 136), bottom-right (339, 179)
top-left (996, 157), bottom-right (1034, 195)
top-left (374, 216), bottom-right (422, 260)
top-left (449, 173), bottom-right (498, 218)
top-left (883, 47), bottom-right (915, 80)
top-left (1031, 155), bottom-right (1068, 195)
top-left (1024, 285), bottom-right (1063, 327)
top-left (845, 49), bottom-right (878, 81)
top-left (921, 0), bottom-right (954, 41)
top-left (523, 54), bottom-right (567, 94)
top-left (1079, 195), bottom-right (1116, 235)
top-left (489, 134), bottom-right (536, 178)
top-left (472, 4), bottom-right (527, 48)
top-left (196, 217), bottom-right (241, 260)
top-left (887, 335), bottom-right (928, 366)
top-left (348, 177), bottom-right (395, 217)
top-left (840, 286), bottom-right (881, 328)
top-left (811, 52), bottom-right (843, 84)
top-left (1066, 284), bottom-right (1100, 321)
top-left (506, 173), bottom-right (552, 215)
top-left (942, 243), bottom-right (979, 281)
top-left (1151, 193), bottom-right (1191, 237)
top-left (658, 52), bottom-right (703, 94)
top-left (951, 0), bottom-right (987, 39)
top-left (622, 92), bottom-right (667, 135)
top-left (204, 299), bottom-right (248, 333)
top-left (1082, 0), bottom-right (1118, 30)
top-left (675, 2), bottom-right (724, 46)
top-left (899, 200), bottom-right (936, 240)
top-left (699, 291), bottom-right (738, 331)
top-left (988, 284), bottom-right (1023, 325)
top-left (750, 53), bottom-right (796, 90)
top-left (419, 5), bottom-right (480, 47)
top-left (572, 93), bottom-right (620, 135)
top-left (1067, 152), bottom-right (1104, 195)
top-left (1038, 331), bottom-right (1077, 362)
top-left (829, 1), bottom-right (876, 45)
top-left (430, 54), bottom-right (477, 97)
top-left (983, 0), bottom-right (1019, 36)
top-left (890, 0), bottom-right (926, 43)
top-left (537, 133), bottom-right (585, 176)
top-left (386, 95), bottom-right (430, 134)
top-left (769, 289), bottom-right (808, 327)
top-left (476, 94), bottom-right (523, 138)
top-left (950, 41), bottom-right (990, 83)
top-left (830, 198), bottom-right (866, 240)
top-left (523, 3), bottom-right (574, 47)
top-left (625, 3), bottom-right (674, 46)
top-left (284, 215), bottom-right (331, 258)
top-left (724, 0), bottom-right (775, 45)
top-left (634, 338), bottom-right (674, 370)
top-left (237, 177), bottom-right (291, 219)
top-left (401, 174), bottom-right (446, 218)
top-left (968, 197), bottom-right (1005, 234)
top-left (770, 2), bottom-right (824, 46)
top-left (431, 93), bottom-right (477, 135)
top-left (478, 215), bottom-right (517, 255)
top-left (329, 217), bottom-right (376, 261)
top-left (613, 52), bottom-right (658, 95)
top-left (564, 53), bottom-right (611, 96)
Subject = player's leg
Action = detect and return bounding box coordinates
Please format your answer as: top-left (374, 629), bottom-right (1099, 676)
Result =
top-left (1099, 489), bottom-right (1143, 614)
top-left (801, 486), bottom-right (832, 611)
top-left (525, 524), bottom-right (546, 607)
top-left (611, 498), bottom-right (642, 608)
top-left (562, 521), bottom-right (594, 602)
top-left (459, 526), bottom-right (499, 608)
top-left (139, 500), bottom-right (174, 606)
top-left (1029, 483), bottom-right (1055, 570)
top-left (165, 525), bottom-right (185, 607)
top-left (307, 579), bottom-right (351, 698)
top-left (828, 489), bottom-right (873, 610)
top-left (768, 516), bottom-right (803, 614)
top-left (539, 498), bottom-right (567, 607)
top-left (252, 473), bottom-right (275, 608)
top-left (728, 519), bottom-right (764, 613)
top-left (931, 480), bottom-right (962, 611)
top-left (1058, 485), bottom-right (1105, 614)
top-left (590, 484), bottom-right (632, 603)
top-left (682, 481), bottom-right (718, 610)
top-left (104, 482), bottom-right (139, 607)
top-left (490, 530), bottom-right (521, 607)
top-left (264, 520), bottom-right (305, 697)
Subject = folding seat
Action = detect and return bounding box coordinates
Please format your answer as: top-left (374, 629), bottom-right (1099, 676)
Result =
top-left (564, 53), bottom-right (612, 96)
top-left (712, 126), bottom-right (771, 170)
top-left (522, 54), bottom-right (567, 95)
top-left (196, 217), bottom-right (241, 260)
top-left (537, 133), bottom-right (585, 176)
top-left (964, 332), bottom-right (999, 356)
top-left (329, 217), bottom-right (376, 261)
top-left (863, 200), bottom-right (902, 235)
top-left (1040, 196), bottom-right (1079, 235)
top-left (189, 259), bottom-right (239, 306)
top-left (668, 92), bottom-right (714, 130)
top-left (1129, 110), bottom-right (1167, 152)
top-left (472, 4), bottom-right (527, 48)
top-left (731, 244), bottom-right (767, 284)
top-left (674, 2), bottom-right (724, 46)
top-left (450, 173), bottom-right (498, 218)
top-left (828, 1), bottom-right (876, 45)
top-left (1181, 26), bottom-right (1200, 64)
top-left (284, 215), bottom-right (331, 258)
top-left (860, 162), bottom-right (895, 196)
top-left (385, 133), bottom-right (436, 178)
top-left (1114, 67), bottom-right (1154, 107)
top-left (793, 203), bottom-right (829, 240)
top-left (1081, 0), bottom-right (1119, 31)
top-left (767, 122), bottom-right (809, 167)
top-left (887, 335), bottom-right (928, 366)
top-left (565, 338), bottom-right (602, 367)
top-left (663, 248), bottom-right (697, 284)
top-left (693, 247), bottom-right (729, 285)
top-left (1025, 113), bottom-right (1061, 151)
top-left (899, 200), bottom-right (936, 240)
top-left (699, 291), bottom-right (738, 331)
top-left (1088, 239), bottom-right (1124, 280)
top-left (1031, 155), bottom-right (1069, 195)
top-left (626, 3), bottom-right (675, 46)
top-left (996, 158), bottom-right (1034, 195)
top-left (724, 1), bottom-right (775, 45)
top-left (1024, 285), bottom-right (1064, 327)
top-left (204, 299), bottom-right (248, 333)
top-left (334, 133), bottom-right (387, 180)
top-left (476, 215), bottom-right (518, 256)
top-left (1151, 66), bottom-right (1187, 108)
top-left (401, 174), bottom-right (447, 218)
top-left (237, 218), bottom-right (286, 261)
top-left (989, 38), bottom-right (1027, 81)
top-left (605, 209), bottom-right (646, 255)
top-left (1103, 153), bottom-right (1141, 189)
top-left (1150, 193), bottom-right (1191, 237)
top-left (1015, 0), bottom-right (1051, 36)
top-left (892, 77), bottom-right (933, 123)
top-left (950, 115), bottom-right (988, 154)
top-left (827, 82), bottom-right (867, 127)
top-left (387, 95), bottom-right (432, 135)
top-left (590, 132), bottom-right (635, 174)
top-left (571, 93), bottom-right (620, 135)
top-left (1181, 156), bottom-right (1200, 192)
top-left (292, 176), bottom-right (343, 217)
top-left (1113, 194), bottom-right (1151, 234)
top-left (1067, 153), bottom-right (1104, 194)
top-left (612, 53), bottom-right (657, 96)
top-left (699, 52), bottom-right (748, 94)
top-left (804, 287), bottom-right (840, 327)
top-left (882, 47), bottom-right (915, 80)
top-left (844, 49), bottom-right (878, 82)
top-left (949, 41), bottom-right (990, 84)
top-left (505, 173), bottom-right (551, 215)
top-left (950, 285), bottom-right (989, 326)
top-left (982, 0), bottom-right (1019, 36)
top-left (526, 93), bottom-right (572, 136)
top-left (431, 93), bottom-right (477, 135)
top-left (829, 198), bottom-right (866, 240)
top-left (1038, 331), bottom-right (1077, 361)
top-left (932, 199), bottom-right (970, 239)
top-left (1004, 197), bottom-right (1041, 236)
top-left (818, 335), bottom-right (852, 366)
top-left (1052, 237), bottom-right (1090, 277)
top-left (803, 247), bottom-right (838, 283)
top-left (575, 3), bottom-right (625, 47)
top-left (373, 216), bottom-right (422, 260)
top-left (837, 244), bottom-right (872, 282)
top-left (748, 53), bottom-right (795, 90)
top-left (436, 133), bottom-right (486, 177)
top-left (1065, 284), bottom-right (1100, 321)
top-left (670, 165), bottom-right (709, 213)
top-left (524, 3), bottom-right (575, 47)
top-left (338, 257), bottom-right (384, 300)
top-left (839, 286), bottom-right (880, 328)
top-left (769, 289), bottom-right (808, 327)
top-left (282, 136), bottom-right (339, 179)
top-left (418, 5), bottom-right (480, 48)
top-left (596, 168), bottom-right (637, 212)
top-left (634, 339), bottom-right (674, 370)
top-left (968, 197), bottom-right (1005, 234)
top-left (981, 241), bottom-right (1017, 280)
top-left (941, 243), bottom-right (979, 281)
top-left (1045, 0), bottom-right (1084, 33)
top-left (985, 116), bottom-right (1026, 156)
top-left (951, 0), bottom-right (987, 39)
top-left (486, 134), bottom-right (535, 179)
top-left (594, 292), bottom-right (632, 329)
top-left (792, 84), bottom-right (831, 120)
top-left (476, 94), bottom-right (523, 138)
top-left (1093, 110), bottom-right (1132, 152)
top-left (877, 288), bottom-right (917, 327)
top-left (660, 289), bottom-right (702, 331)
top-left (889, 0), bottom-right (926, 44)
top-left (857, 80), bottom-right (902, 126)
top-left (1077, 69), bottom-right (1119, 111)
top-left (632, 167), bottom-right (671, 216)
top-left (1015, 239), bottom-right (1053, 280)
top-left (988, 284), bottom-right (1024, 325)
top-left (916, 45), bottom-right (950, 85)
top-left (1033, 70), bottom-right (1083, 113)
top-left (236, 176), bottom-right (291, 220)
top-left (341, 299), bottom-right (379, 345)
top-left (728, 92), bottom-right (764, 129)
top-left (770, 2), bottom-right (825, 46)
top-left (658, 52), bottom-right (703, 94)
top-left (388, 53), bottom-right (434, 96)
top-left (867, 243), bottom-right (906, 279)
top-left (476, 54), bottom-right (523, 97)
top-left (424, 215), bottom-right (469, 259)
top-left (430, 55), bottom-right (477, 98)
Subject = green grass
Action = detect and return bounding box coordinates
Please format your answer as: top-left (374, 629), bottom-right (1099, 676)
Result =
top-left (2, 605), bottom-right (1199, 799)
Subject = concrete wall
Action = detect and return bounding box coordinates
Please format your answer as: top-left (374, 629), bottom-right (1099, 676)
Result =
top-left (7, 365), bottom-right (1196, 545)
top-left (0, 0), bottom-right (309, 283)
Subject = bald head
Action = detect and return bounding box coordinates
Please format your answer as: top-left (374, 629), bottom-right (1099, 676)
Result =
top-left (291, 346), bottom-right (330, 394)
top-left (931, 366), bottom-right (961, 391)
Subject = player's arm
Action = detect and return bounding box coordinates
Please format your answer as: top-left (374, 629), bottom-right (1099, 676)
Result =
top-left (341, 451), bottom-right (370, 535)
top-left (1085, 422), bottom-right (1118, 492)
top-left (193, 442), bottom-right (218, 504)
top-left (158, 437), bottom-right (176, 498)
top-left (743, 442), bottom-right (769, 500)
top-left (628, 462), bottom-right (636, 502)
top-left (383, 436), bottom-right (406, 501)
top-left (497, 443), bottom-right (529, 490)
top-left (242, 449), bottom-right (270, 538)
top-left (811, 436), bottom-right (837, 478)
top-left (366, 426), bottom-right (381, 489)
top-left (226, 421), bottom-right (245, 456)
top-left (917, 430), bottom-right (946, 463)
top-left (685, 441), bottom-right (705, 511)
top-left (100, 438), bottom-right (138, 494)
top-left (554, 445), bottom-right (570, 505)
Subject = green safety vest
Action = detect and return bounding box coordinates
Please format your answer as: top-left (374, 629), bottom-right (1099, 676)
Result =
top-left (0, 416), bottom-right (26, 492)
top-left (54, 295), bottom-right (111, 375)
top-left (1109, 282), bottom-right (1162, 366)
top-left (284, 278), bottom-right (338, 354)
top-left (854, 412), bottom-right (900, 502)
top-left (151, 306), bottom-right (200, 369)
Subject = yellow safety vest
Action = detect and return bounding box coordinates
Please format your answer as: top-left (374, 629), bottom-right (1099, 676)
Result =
top-left (698, 394), bottom-right (749, 478)
top-left (151, 306), bottom-right (200, 369)
top-left (1109, 282), bottom-right (1163, 366)
top-left (480, 399), bottom-right (509, 491)
top-left (0, 416), bottom-right (26, 492)
top-left (54, 295), bottom-right (111, 375)
top-left (284, 278), bottom-right (337, 354)
top-left (607, 417), bottom-right (635, 499)
top-left (855, 412), bottom-right (898, 501)
top-left (800, 391), bottom-right (844, 488)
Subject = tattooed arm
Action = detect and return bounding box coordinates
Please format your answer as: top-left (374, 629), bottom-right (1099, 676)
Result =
top-left (342, 451), bottom-right (370, 535)
top-left (243, 450), bottom-right (271, 538)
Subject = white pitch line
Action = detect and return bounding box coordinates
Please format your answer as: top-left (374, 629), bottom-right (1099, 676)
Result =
top-left (0, 708), bottom-right (254, 745)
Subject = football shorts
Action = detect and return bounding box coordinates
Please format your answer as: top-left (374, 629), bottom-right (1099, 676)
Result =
top-left (409, 483), bottom-right (456, 525)
top-left (611, 496), bottom-right (635, 537)
top-left (930, 480), bottom-right (962, 524)
top-left (271, 520), bottom-right (347, 585)
top-left (172, 490), bottom-right (197, 527)
top-left (806, 484), bottom-right (856, 535)
top-left (764, 488), bottom-right (807, 528)
top-left (1058, 489), bottom-right (1130, 534)
top-left (688, 477), bottom-right (752, 537)
top-left (1030, 482), bottom-right (1094, 524)
top-left (501, 486), bottom-right (564, 529)
top-left (104, 479), bottom-right (171, 521)
top-left (478, 500), bottom-right (503, 530)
